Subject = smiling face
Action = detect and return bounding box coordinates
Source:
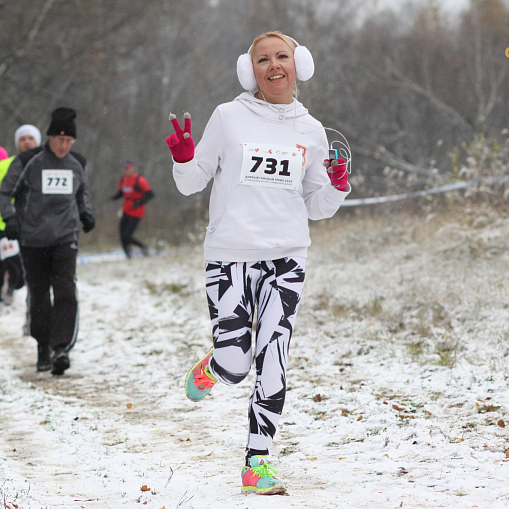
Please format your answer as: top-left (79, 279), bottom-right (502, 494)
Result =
top-left (252, 36), bottom-right (296, 105)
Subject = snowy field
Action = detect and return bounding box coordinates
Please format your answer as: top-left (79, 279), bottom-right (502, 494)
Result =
top-left (1, 206), bottom-right (509, 509)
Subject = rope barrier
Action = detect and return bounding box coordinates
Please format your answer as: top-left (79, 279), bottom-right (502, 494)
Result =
top-left (342, 180), bottom-right (473, 207)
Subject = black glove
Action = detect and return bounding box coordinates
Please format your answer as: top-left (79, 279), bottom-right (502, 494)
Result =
top-left (132, 190), bottom-right (154, 209)
top-left (110, 190), bottom-right (123, 201)
top-left (4, 216), bottom-right (20, 240)
top-left (80, 212), bottom-right (96, 233)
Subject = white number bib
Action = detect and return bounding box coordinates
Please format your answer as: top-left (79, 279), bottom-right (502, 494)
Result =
top-left (42, 170), bottom-right (73, 194)
top-left (0, 237), bottom-right (20, 260)
top-left (239, 143), bottom-right (303, 190)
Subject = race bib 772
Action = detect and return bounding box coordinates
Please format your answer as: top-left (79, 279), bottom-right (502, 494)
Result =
top-left (42, 170), bottom-right (73, 194)
top-left (239, 143), bottom-right (303, 190)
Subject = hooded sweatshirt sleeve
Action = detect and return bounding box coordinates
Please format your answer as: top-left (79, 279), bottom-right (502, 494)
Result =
top-left (75, 159), bottom-right (94, 217)
top-left (172, 108), bottom-right (223, 196)
top-left (301, 127), bottom-right (351, 221)
top-left (0, 155), bottom-right (24, 220)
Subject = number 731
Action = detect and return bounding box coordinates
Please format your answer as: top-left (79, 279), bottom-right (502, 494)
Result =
top-left (250, 156), bottom-right (291, 176)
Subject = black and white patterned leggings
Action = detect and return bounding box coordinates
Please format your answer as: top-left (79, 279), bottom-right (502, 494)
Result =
top-left (205, 257), bottom-right (306, 457)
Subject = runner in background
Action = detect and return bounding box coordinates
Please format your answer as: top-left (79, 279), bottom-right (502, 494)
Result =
top-left (110, 160), bottom-right (154, 258)
top-left (0, 108), bottom-right (95, 375)
top-left (165, 31), bottom-right (350, 494)
top-left (0, 146), bottom-right (11, 305)
top-left (0, 125), bottom-right (42, 306)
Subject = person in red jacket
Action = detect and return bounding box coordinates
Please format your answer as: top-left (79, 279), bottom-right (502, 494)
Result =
top-left (111, 160), bottom-right (154, 258)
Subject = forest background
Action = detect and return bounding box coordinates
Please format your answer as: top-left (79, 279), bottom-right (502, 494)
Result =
top-left (1, 0), bottom-right (508, 249)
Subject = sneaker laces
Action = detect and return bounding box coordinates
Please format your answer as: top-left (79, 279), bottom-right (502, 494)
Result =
top-left (194, 365), bottom-right (216, 389)
top-left (249, 462), bottom-right (278, 479)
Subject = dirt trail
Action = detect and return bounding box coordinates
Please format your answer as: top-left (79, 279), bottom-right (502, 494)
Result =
top-left (1, 211), bottom-right (509, 508)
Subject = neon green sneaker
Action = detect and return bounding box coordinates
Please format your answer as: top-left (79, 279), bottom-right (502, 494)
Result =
top-left (185, 349), bottom-right (217, 402)
top-left (241, 456), bottom-right (286, 495)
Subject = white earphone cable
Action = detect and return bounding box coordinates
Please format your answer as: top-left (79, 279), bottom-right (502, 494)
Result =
top-left (293, 113), bottom-right (352, 175)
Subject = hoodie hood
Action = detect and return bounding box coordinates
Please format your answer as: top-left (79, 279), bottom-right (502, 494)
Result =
top-left (234, 92), bottom-right (309, 123)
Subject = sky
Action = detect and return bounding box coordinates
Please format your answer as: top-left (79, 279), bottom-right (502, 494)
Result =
top-left (375, 0), bottom-right (509, 14)
top-left (375, 0), bottom-right (470, 12)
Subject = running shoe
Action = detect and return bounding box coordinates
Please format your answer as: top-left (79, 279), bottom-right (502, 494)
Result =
top-left (241, 456), bottom-right (286, 495)
top-left (51, 349), bottom-right (70, 375)
top-left (37, 345), bottom-right (52, 372)
top-left (185, 348), bottom-right (217, 402)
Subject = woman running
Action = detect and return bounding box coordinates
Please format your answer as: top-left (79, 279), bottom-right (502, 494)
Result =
top-left (165, 31), bottom-right (351, 495)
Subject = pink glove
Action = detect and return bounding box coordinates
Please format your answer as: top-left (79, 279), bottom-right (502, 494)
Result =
top-left (165, 112), bottom-right (195, 163)
top-left (323, 158), bottom-right (348, 191)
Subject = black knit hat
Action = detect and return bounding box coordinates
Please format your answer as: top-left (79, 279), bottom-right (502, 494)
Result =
top-left (47, 107), bottom-right (77, 138)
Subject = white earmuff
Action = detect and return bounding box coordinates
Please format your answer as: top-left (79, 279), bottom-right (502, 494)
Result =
top-left (236, 36), bottom-right (315, 91)
top-left (237, 53), bottom-right (258, 91)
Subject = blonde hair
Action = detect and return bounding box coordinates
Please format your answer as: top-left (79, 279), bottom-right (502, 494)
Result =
top-left (249, 31), bottom-right (299, 97)
top-left (249, 31), bottom-right (296, 56)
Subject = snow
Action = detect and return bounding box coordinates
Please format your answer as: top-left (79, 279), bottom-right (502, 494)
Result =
top-left (1, 207), bottom-right (509, 508)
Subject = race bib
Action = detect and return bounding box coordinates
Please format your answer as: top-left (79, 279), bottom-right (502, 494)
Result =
top-left (0, 237), bottom-right (20, 260)
top-left (42, 170), bottom-right (73, 194)
top-left (239, 143), bottom-right (303, 190)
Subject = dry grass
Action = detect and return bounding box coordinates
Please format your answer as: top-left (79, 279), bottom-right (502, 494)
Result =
top-left (305, 202), bottom-right (509, 369)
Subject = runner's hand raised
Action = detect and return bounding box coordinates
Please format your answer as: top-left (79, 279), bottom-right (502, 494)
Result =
top-left (165, 112), bottom-right (195, 163)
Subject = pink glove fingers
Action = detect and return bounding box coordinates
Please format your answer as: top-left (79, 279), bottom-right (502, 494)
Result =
top-left (166, 113), bottom-right (195, 163)
top-left (170, 117), bottom-right (184, 135)
top-left (325, 158), bottom-right (348, 191)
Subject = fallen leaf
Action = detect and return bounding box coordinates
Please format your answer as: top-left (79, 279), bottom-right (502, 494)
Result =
top-left (357, 415), bottom-right (363, 421)
top-left (506, 450), bottom-right (509, 458)
top-left (312, 394), bottom-right (323, 402)
top-left (126, 403), bottom-right (133, 409)
top-left (497, 419), bottom-right (505, 428)
top-left (314, 481), bottom-right (326, 485)
top-left (309, 457), bottom-right (318, 461)
top-left (140, 485), bottom-right (150, 492)
top-left (392, 404), bottom-right (403, 411)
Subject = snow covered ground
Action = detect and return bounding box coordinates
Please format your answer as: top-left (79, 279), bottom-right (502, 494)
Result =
top-left (1, 206), bottom-right (509, 509)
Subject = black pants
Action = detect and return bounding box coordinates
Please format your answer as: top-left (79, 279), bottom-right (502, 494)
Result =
top-left (119, 213), bottom-right (145, 257)
top-left (20, 243), bottom-right (78, 352)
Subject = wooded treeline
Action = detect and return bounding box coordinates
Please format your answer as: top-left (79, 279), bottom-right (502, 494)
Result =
top-left (1, 0), bottom-right (508, 246)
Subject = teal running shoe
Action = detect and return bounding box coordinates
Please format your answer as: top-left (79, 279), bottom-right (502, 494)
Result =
top-left (241, 456), bottom-right (286, 495)
top-left (185, 348), bottom-right (217, 402)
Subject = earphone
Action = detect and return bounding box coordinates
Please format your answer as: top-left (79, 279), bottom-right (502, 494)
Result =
top-left (236, 35), bottom-right (315, 91)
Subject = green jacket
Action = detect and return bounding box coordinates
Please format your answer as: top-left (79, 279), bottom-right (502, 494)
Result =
top-left (0, 156), bottom-right (15, 230)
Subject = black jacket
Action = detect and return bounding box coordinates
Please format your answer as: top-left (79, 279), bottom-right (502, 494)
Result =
top-left (0, 142), bottom-right (93, 247)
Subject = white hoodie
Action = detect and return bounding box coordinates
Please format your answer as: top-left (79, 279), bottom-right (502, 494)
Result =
top-left (172, 92), bottom-right (350, 262)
